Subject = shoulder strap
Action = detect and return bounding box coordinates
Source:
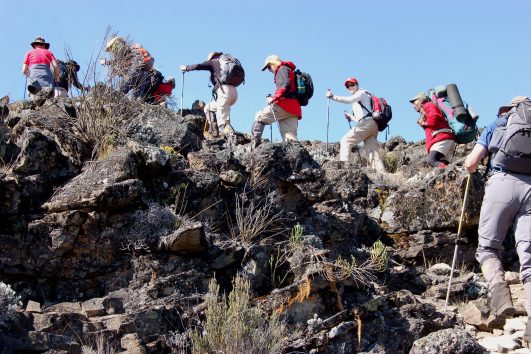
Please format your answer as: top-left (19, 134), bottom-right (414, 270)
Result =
top-left (358, 90), bottom-right (373, 117)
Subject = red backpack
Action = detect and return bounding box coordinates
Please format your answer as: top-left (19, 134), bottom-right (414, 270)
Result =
top-left (359, 92), bottom-right (393, 131)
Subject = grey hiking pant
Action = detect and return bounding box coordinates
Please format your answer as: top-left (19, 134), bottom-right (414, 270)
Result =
top-left (476, 172), bottom-right (531, 282)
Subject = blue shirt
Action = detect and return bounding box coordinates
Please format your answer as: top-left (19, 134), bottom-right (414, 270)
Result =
top-left (477, 115), bottom-right (508, 148)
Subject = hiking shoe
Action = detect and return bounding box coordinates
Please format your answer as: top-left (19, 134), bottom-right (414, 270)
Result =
top-left (491, 282), bottom-right (516, 319)
top-left (438, 161), bottom-right (448, 169)
top-left (251, 138), bottom-right (262, 150)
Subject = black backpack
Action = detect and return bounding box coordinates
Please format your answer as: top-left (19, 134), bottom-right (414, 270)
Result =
top-left (293, 69), bottom-right (313, 106)
top-left (218, 54), bottom-right (245, 87)
top-left (490, 99), bottom-right (531, 174)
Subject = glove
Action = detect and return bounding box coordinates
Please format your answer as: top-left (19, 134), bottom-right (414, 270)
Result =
top-left (266, 96), bottom-right (274, 105)
top-left (179, 65), bottom-right (187, 72)
top-left (326, 90), bottom-right (333, 99)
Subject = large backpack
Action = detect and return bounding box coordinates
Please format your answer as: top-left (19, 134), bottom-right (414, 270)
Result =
top-left (490, 99), bottom-right (531, 174)
top-left (293, 69), bottom-right (314, 106)
top-left (131, 43), bottom-right (154, 69)
top-left (218, 54), bottom-right (245, 87)
top-left (56, 60), bottom-right (70, 89)
top-left (359, 91), bottom-right (393, 131)
top-left (428, 84), bottom-right (479, 144)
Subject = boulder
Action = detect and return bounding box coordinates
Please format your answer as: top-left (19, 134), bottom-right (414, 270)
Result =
top-left (409, 328), bottom-right (483, 354)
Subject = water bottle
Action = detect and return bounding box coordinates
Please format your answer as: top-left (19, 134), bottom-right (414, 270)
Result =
top-left (297, 75), bottom-right (305, 95)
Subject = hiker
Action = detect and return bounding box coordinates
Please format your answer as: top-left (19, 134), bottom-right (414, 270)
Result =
top-left (464, 96), bottom-right (531, 345)
top-left (101, 36), bottom-right (153, 99)
top-left (326, 78), bottom-right (385, 172)
top-left (179, 51), bottom-right (240, 138)
top-left (252, 55), bottom-right (301, 147)
top-left (22, 37), bottom-right (59, 99)
top-left (55, 60), bottom-right (89, 98)
top-left (149, 77), bottom-right (175, 106)
top-left (410, 92), bottom-right (456, 168)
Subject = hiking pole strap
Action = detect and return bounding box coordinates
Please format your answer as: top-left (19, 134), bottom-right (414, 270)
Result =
top-left (443, 173), bottom-right (472, 312)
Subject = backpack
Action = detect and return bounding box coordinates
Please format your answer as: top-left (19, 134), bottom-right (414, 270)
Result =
top-left (146, 69), bottom-right (165, 101)
top-left (56, 60), bottom-right (70, 89)
top-left (428, 84), bottom-right (479, 144)
top-left (490, 100), bottom-right (531, 174)
top-left (131, 43), bottom-right (154, 69)
top-left (359, 91), bottom-right (393, 131)
top-left (293, 69), bottom-right (314, 106)
top-left (218, 54), bottom-right (245, 87)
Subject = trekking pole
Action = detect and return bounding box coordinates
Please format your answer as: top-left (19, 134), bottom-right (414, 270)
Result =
top-left (444, 173), bottom-right (472, 312)
top-left (180, 71), bottom-right (185, 116)
top-left (326, 89), bottom-right (331, 153)
top-left (24, 77), bottom-right (27, 99)
top-left (267, 94), bottom-right (280, 142)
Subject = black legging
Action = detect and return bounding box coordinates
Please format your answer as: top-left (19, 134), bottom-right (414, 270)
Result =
top-left (426, 150), bottom-right (449, 167)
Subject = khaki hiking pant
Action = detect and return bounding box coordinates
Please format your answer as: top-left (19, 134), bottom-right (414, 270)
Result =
top-left (204, 85), bottom-right (238, 132)
top-left (340, 118), bottom-right (385, 172)
top-left (476, 172), bottom-right (531, 283)
top-left (254, 104), bottom-right (298, 141)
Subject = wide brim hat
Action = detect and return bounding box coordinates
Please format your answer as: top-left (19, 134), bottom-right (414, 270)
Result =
top-left (261, 54), bottom-right (281, 71)
top-left (409, 92), bottom-right (427, 103)
top-left (207, 51), bottom-right (223, 61)
top-left (31, 37), bottom-right (50, 49)
top-left (105, 36), bottom-right (124, 52)
top-left (497, 95), bottom-right (530, 116)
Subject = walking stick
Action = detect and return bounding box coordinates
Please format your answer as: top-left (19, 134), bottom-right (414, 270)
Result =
top-left (24, 77), bottom-right (27, 99)
top-left (326, 90), bottom-right (331, 153)
top-left (444, 173), bottom-right (472, 312)
top-left (180, 71), bottom-right (185, 116)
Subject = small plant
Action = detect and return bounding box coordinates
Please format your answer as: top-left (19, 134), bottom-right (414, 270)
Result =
top-left (289, 223), bottom-right (303, 247)
top-left (228, 193), bottom-right (284, 247)
top-left (191, 275), bottom-right (287, 354)
top-left (370, 240), bottom-right (388, 272)
top-left (0, 282), bottom-right (21, 327)
top-left (382, 152), bottom-right (399, 173)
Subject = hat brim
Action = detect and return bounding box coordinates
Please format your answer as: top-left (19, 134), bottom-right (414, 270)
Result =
top-left (497, 106), bottom-right (512, 116)
top-left (31, 42), bottom-right (50, 49)
top-left (261, 64), bottom-right (270, 71)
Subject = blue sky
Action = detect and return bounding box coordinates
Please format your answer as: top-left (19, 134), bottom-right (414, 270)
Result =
top-left (2, 0), bottom-right (529, 143)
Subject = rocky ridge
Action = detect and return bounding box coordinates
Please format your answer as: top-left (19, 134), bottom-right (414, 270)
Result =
top-left (0, 94), bottom-right (526, 353)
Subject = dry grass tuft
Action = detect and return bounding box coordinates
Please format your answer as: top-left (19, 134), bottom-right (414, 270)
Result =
top-left (192, 275), bottom-right (287, 354)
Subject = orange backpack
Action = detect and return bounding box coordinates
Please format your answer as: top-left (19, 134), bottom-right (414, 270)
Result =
top-left (131, 43), bottom-right (154, 69)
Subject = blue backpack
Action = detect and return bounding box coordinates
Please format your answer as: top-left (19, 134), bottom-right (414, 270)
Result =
top-left (428, 84), bottom-right (479, 144)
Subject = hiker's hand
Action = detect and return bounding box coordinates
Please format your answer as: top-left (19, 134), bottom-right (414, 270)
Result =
top-left (326, 90), bottom-right (333, 99)
top-left (344, 112), bottom-right (352, 121)
top-left (417, 118), bottom-right (425, 126)
top-left (84, 85), bottom-right (91, 92)
top-left (99, 58), bottom-right (106, 66)
top-left (266, 96), bottom-right (274, 105)
top-left (179, 65), bottom-right (187, 72)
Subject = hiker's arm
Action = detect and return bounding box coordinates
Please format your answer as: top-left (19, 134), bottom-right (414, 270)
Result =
top-left (330, 95), bottom-right (356, 104)
top-left (272, 66), bottom-right (291, 102)
top-left (22, 64), bottom-right (30, 77)
top-left (71, 72), bottom-right (84, 90)
top-left (183, 60), bottom-right (214, 72)
top-left (464, 144), bottom-right (487, 173)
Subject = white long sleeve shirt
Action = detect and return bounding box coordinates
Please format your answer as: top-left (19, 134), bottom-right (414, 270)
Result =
top-left (331, 89), bottom-right (372, 122)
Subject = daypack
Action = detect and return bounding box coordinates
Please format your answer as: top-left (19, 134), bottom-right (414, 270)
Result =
top-left (293, 69), bottom-right (314, 106)
top-left (218, 54), bottom-right (245, 87)
top-left (146, 69), bottom-right (165, 100)
top-left (428, 84), bottom-right (479, 144)
top-left (490, 100), bottom-right (531, 174)
top-left (359, 91), bottom-right (393, 131)
top-left (56, 60), bottom-right (70, 88)
top-left (131, 43), bottom-right (154, 69)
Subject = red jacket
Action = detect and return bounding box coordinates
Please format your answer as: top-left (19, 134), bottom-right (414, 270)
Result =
top-left (152, 82), bottom-right (173, 103)
top-left (421, 102), bottom-right (456, 152)
top-left (272, 61), bottom-right (302, 118)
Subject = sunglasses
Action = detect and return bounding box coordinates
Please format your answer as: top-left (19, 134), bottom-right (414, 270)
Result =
top-left (345, 83), bottom-right (357, 88)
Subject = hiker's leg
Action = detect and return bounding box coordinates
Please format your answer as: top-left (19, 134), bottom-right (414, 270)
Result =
top-left (216, 85), bottom-right (238, 134)
top-left (278, 116), bottom-right (299, 142)
top-left (363, 120), bottom-right (385, 172)
top-left (515, 174), bottom-right (531, 283)
top-left (476, 174), bottom-right (522, 316)
top-left (54, 87), bottom-right (67, 99)
top-left (426, 150), bottom-right (445, 167)
top-left (204, 101), bottom-right (219, 137)
top-left (253, 106), bottom-right (275, 142)
top-left (340, 119), bottom-right (371, 162)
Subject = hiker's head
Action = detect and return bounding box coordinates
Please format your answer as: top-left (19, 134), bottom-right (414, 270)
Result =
top-left (167, 77), bottom-right (176, 89)
top-left (344, 77), bottom-right (359, 93)
top-left (67, 60), bottom-right (80, 72)
top-left (207, 51), bottom-right (223, 61)
top-left (409, 92), bottom-right (428, 112)
top-left (105, 36), bottom-right (125, 53)
top-left (497, 96), bottom-right (530, 116)
top-left (261, 55), bottom-right (282, 72)
top-left (31, 37), bottom-right (50, 49)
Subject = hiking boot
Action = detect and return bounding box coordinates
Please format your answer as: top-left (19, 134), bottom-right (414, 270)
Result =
top-left (438, 161), bottom-right (448, 169)
top-left (491, 282), bottom-right (515, 319)
top-left (209, 122), bottom-right (219, 138)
